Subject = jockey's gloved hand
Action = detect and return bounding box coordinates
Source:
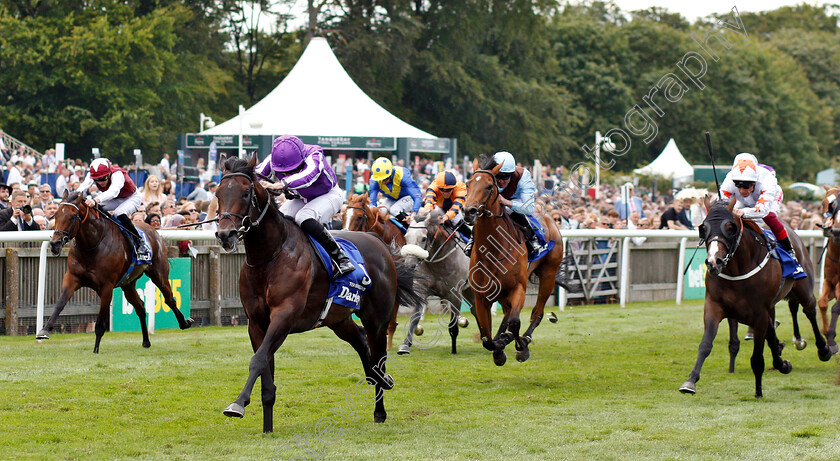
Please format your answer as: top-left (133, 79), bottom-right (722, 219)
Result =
top-left (395, 211), bottom-right (408, 222)
top-left (442, 219), bottom-right (455, 231)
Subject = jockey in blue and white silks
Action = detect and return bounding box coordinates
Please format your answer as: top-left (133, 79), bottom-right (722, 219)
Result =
top-left (256, 135), bottom-right (354, 278)
top-left (369, 157), bottom-right (423, 226)
top-left (464, 151), bottom-right (540, 256)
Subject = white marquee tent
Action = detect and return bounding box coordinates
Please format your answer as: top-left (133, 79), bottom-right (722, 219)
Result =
top-left (202, 37), bottom-right (436, 140)
top-left (633, 138), bottom-right (694, 184)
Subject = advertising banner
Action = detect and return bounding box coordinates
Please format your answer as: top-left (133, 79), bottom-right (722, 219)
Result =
top-left (683, 248), bottom-right (707, 300)
top-left (111, 258), bottom-right (191, 332)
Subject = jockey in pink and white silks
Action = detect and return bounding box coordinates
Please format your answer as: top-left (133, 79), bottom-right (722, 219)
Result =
top-left (719, 152), bottom-right (803, 273)
top-left (256, 135), bottom-right (355, 279)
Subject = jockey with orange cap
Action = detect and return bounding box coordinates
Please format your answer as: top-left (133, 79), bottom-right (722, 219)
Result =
top-left (720, 152), bottom-right (802, 269)
top-left (423, 170), bottom-right (467, 229)
top-left (76, 158), bottom-right (151, 259)
top-left (256, 135), bottom-right (355, 279)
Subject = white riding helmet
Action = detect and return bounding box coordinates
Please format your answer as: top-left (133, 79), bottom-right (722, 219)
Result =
top-left (493, 151), bottom-right (516, 173)
top-left (730, 153), bottom-right (759, 182)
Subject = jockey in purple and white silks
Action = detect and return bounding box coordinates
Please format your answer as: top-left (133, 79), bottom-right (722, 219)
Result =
top-left (256, 135), bottom-right (355, 278)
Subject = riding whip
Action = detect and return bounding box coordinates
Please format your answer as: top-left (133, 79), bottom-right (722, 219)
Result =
top-left (705, 131), bottom-right (722, 200)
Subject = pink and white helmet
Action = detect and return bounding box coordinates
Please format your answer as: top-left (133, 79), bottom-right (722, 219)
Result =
top-left (730, 153), bottom-right (759, 182)
top-left (90, 158), bottom-right (112, 179)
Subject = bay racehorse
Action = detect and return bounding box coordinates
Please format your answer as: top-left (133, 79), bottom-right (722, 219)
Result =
top-left (343, 191), bottom-right (407, 350)
top-left (37, 191), bottom-right (194, 352)
top-left (818, 186), bottom-right (840, 355)
top-left (462, 157), bottom-right (564, 365)
top-left (398, 208), bottom-right (474, 355)
top-left (679, 197), bottom-right (831, 398)
top-left (215, 156), bottom-right (423, 432)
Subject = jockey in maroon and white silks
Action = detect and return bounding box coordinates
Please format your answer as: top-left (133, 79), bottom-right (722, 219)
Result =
top-left (719, 152), bottom-right (800, 268)
top-left (76, 158), bottom-right (150, 258)
top-left (256, 135), bottom-right (354, 278)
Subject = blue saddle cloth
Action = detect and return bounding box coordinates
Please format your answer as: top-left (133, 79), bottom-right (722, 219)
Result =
top-left (762, 230), bottom-right (806, 280)
top-left (110, 217), bottom-right (152, 287)
top-left (308, 236), bottom-right (371, 310)
top-left (526, 216), bottom-right (555, 262)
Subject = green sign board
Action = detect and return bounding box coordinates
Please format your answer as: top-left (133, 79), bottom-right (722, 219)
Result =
top-left (683, 248), bottom-right (707, 300)
top-left (407, 138), bottom-right (450, 153)
top-left (186, 134), bottom-right (263, 149)
top-left (297, 136), bottom-right (395, 150)
top-left (111, 258), bottom-right (191, 332)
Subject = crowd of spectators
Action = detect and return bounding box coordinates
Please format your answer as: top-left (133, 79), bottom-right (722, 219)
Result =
top-left (0, 143), bottom-right (831, 245)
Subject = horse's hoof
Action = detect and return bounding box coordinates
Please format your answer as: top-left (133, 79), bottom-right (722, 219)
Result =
top-left (458, 316), bottom-right (469, 328)
top-left (744, 332), bottom-right (754, 341)
top-left (548, 312), bottom-right (558, 324)
top-left (184, 317), bottom-right (195, 329)
top-left (36, 330), bottom-right (50, 340)
top-left (397, 344), bottom-right (411, 355)
top-left (818, 348), bottom-right (832, 362)
top-left (794, 338), bottom-right (807, 351)
top-left (516, 348), bottom-right (530, 362)
top-left (142, 341), bottom-right (151, 348)
top-left (374, 412), bottom-right (387, 423)
top-left (779, 360), bottom-right (793, 374)
top-left (223, 403), bottom-right (245, 418)
top-left (414, 325), bottom-right (424, 336)
top-left (828, 343), bottom-right (839, 356)
top-left (493, 350), bottom-right (507, 366)
top-left (679, 381), bottom-right (696, 394)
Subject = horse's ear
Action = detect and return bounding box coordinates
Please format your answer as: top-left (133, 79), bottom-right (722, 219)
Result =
top-left (363, 191), bottom-right (369, 200)
top-left (220, 154), bottom-right (228, 174)
top-left (726, 196), bottom-right (737, 212)
top-left (703, 195), bottom-right (711, 212)
top-left (62, 189), bottom-right (69, 201)
top-left (825, 185), bottom-right (832, 191)
top-left (472, 158), bottom-right (479, 173)
top-left (246, 153), bottom-right (257, 168)
top-left (490, 163), bottom-right (503, 175)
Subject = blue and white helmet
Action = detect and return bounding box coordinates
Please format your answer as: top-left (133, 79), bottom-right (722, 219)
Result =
top-left (493, 151), bottom-right (516, 173)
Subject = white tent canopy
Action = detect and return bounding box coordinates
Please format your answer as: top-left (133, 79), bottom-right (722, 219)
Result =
top-left (202, 37), bottom-right (436, 139)
top-left (633, 138), bottom-right (694, 182)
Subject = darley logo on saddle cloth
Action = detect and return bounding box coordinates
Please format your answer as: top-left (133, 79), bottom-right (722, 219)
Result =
top-left (526, 216), bottom-right (555, 262)
top-left (307, 236), bottom-right (371, 310)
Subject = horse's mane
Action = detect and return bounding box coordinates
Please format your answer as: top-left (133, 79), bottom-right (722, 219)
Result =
top-left (477, 154), bottom-right (497, 171)
top-left (64, 191), bottom-right (83, 203)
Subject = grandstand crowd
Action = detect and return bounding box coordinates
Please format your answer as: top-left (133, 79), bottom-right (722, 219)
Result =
top-left (0, 144), bottom-right (829, 240)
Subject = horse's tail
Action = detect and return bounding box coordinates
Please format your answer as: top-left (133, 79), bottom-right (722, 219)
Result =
top-left (394, 258), bottom-right (426, 309)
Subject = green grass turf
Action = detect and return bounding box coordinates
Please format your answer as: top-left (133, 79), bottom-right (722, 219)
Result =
top-left (2, 300), bottom-right (840, 460)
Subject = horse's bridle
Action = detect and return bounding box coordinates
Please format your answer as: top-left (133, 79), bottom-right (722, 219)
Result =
top-left (408, 219), bottom-right (462, 263)
top-left (346, 205), bottom-right (378, 232)
top-left (469, 170), bottom-right (506, 218)
top-left (218, 172), bottom-right (272, 240)
top-left (705, 215), bottom-right (744, 268)
top-left (53, 201), bottom-right (96, 246)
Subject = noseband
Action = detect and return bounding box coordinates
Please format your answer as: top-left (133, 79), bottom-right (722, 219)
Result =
top-left (469, 170), bottom-right (505, 218)
top-left (218, 172), bottom-right (272, 240)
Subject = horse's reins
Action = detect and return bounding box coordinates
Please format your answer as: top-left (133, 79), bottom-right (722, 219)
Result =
top-left (425, 221), bottom-right (464, 263)
top-left (54, 200), bottom-right (98, 245)
top-left (710, 215), bottom-right (774, 281)
top-left (218, 172), bottom-right (273, 240)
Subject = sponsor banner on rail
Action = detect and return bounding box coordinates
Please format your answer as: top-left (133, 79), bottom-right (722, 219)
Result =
top-left (683, 248), bottom-right (707, 300)
top-left (110, 258), bottom-right (191, 332)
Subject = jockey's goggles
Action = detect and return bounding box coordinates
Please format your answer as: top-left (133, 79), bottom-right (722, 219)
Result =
top-left (93, 176), bottom-right (109, 183)
top-left (439, 187), bottom-right (454, 193)
top-left (495, 172), bottom-right (513, 181)
top-left (733, 180), bottom-right (755, 189)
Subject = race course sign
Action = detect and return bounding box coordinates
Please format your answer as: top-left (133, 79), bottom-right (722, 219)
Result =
top-left (110, 258), bottom-right (191, 332)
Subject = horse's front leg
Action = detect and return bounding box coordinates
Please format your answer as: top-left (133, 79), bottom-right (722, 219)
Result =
top-left (37, 274), bottom-right (81, 340)
top-left (147, 265), bottom-right (194, 330)
top-left (817, 281), bottom-right (833, 335)
top-left (93, 286), bottom-right (115, 354)
top-left (765, 317), bottom-right (792, 376)
top-left (750, 317), bottom-right (771, 398)
top-left (827, 300), bottom-right (840, 356)
top-left (224, 309), bottom-right (292, 433)
top-left (679, 301), bottom-right (724, 395)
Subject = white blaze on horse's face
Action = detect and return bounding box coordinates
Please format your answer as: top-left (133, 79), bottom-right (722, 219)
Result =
top-left (706, 240), bottom-right (724, 267)
top-left (344, 208), bottom-right (355, 230)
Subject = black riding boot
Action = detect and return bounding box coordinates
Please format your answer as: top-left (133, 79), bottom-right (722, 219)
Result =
top-left (510, 212), bottom-right (540, 256)
top-left (463, 226), bottom-right (475, 256)
top-left (301, 218), bottom-right (355, 279)
top-left (778, 237), bottom-right (800, 262)
top-left (117, 214), bottom-right (151, 259)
